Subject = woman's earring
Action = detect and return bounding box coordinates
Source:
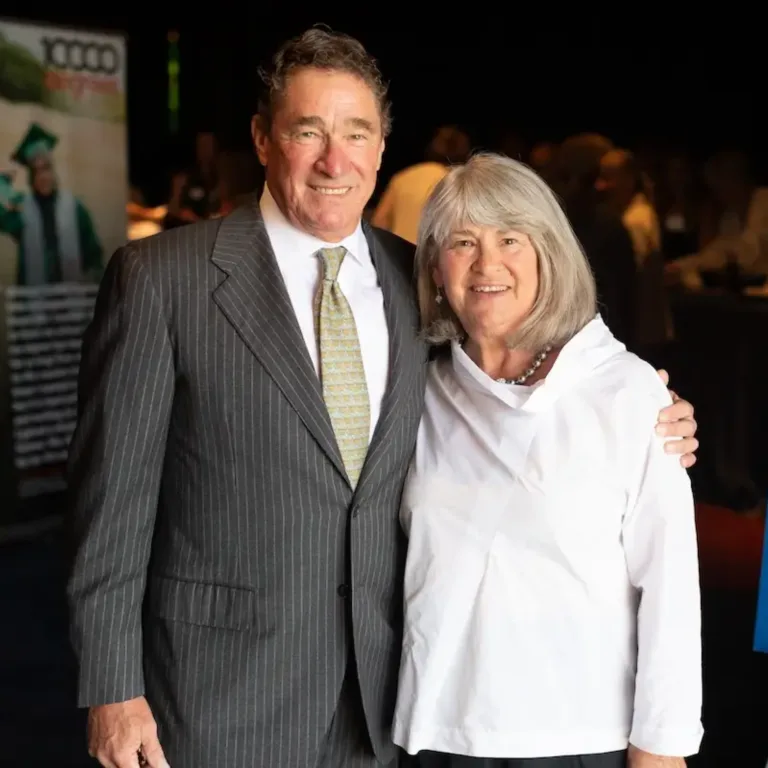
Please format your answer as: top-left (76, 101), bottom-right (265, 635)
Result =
top-left (435, 288), bottom-right (443, 305)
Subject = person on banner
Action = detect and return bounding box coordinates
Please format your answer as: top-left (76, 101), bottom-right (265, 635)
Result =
top-left (0, 169), bottom-right (23, 228)
top-left (67, 27), bottom-right (701, 768)
top-left (0, 123), bottom-right (103, 285)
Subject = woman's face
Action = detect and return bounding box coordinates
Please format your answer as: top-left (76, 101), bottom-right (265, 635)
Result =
top-left (433, 224), bottom-right (539, 347)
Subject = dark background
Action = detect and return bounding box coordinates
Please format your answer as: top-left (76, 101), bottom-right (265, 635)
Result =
top-left (6, 10), bottom-right (762, 204)
top-left (1, 9), bottom-right (767, 766)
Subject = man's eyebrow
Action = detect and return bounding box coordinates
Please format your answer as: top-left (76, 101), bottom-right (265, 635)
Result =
top-left (288, 115), bottom-right (325, 130)
top-left (346, 117), bottom-right (375, 132)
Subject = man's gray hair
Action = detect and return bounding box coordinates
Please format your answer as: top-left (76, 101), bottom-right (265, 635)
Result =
top-left (257, 26), bottom-right (392, 137)
top-left (416, 152), bottom-right (597, 351)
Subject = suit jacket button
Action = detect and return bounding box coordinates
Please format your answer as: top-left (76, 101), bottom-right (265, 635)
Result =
top-left (337, 584), bottom-right (350, 598)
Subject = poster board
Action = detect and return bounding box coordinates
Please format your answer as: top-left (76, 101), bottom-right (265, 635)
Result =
top-left (0, 18), bottom-right (127, 529)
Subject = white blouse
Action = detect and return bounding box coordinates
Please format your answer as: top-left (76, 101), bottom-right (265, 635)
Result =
top-left (393, 316), bottom-right (703, 760)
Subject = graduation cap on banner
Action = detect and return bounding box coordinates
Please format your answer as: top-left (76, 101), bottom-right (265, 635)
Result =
top-left (11, 123), bottom-right (58, 168)
top-left (0, 171), bottom-right (22, 211)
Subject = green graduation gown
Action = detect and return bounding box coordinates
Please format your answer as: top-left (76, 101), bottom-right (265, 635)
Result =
top-left (0, 190), bottom-right (103, 285)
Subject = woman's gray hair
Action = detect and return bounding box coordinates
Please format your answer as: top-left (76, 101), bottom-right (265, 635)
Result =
top-left (415, 152), bottom-right (597, 351)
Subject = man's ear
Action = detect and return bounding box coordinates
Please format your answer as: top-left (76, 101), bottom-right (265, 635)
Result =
top-left (251, 115), bottom-right (270, 166)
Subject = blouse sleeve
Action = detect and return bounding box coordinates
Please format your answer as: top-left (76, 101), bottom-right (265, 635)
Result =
top-left (619, 387), bottom-right (704, 757)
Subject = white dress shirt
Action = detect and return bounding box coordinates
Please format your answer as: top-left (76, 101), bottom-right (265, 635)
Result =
top-left (393, 315), bottom-right (703, 760)
top-left (260, 185), bottom-right (390, 442)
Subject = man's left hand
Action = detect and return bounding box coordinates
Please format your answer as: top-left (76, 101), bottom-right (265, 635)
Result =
top-left (656, 369), bottom-right (698, 469)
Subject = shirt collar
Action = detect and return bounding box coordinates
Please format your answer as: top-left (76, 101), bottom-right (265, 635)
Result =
top-left (260, 183), bottom-right (367, 264)
top-left (449, 315), bottom-right (619, 413)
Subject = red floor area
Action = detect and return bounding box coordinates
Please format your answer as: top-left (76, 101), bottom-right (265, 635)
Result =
top-left (696, 503), bottom-right (765, 590)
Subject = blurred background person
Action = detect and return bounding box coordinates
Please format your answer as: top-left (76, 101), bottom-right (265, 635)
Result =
top-left (655, 149), bottom-right (703, 262)
top-left (667, 149), bottom-right (768, 286)
top-left (550, 133), bottom-right (637, 350)
top-left (597, 147), bottom-right (669, 355)
top-left (164, 130), bottom-right (221, 229)
top-left (529, 140), bottom-right (558, 183)
top-left (371, 124), bottom-right (470, 243)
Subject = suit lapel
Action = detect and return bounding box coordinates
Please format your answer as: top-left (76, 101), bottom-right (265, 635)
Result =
top-left (357, 223), bottom-right (424, 493)
top-left (210, 203), bottom-right (347, 481)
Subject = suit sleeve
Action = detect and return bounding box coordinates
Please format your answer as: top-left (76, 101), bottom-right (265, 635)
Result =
top-left (66, 246), bottom-right (175, 707)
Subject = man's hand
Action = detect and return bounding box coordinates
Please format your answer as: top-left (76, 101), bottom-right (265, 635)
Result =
top-left (88, 696), bottom-right (169, 768)
top-left (628, 744), bottom-right (686, 767)
top-left (656, 369), bottom-right (698, 469)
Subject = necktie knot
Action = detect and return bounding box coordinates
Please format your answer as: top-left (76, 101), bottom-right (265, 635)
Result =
top-left (319, 246), bottom-right (347, 283)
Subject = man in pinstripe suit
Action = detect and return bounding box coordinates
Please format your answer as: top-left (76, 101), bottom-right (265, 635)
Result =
top-left (66, 28), bottom-right (700, 768)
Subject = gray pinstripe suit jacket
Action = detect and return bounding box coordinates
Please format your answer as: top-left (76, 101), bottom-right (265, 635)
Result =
top-left (66, 201), bottom-right (427, 767)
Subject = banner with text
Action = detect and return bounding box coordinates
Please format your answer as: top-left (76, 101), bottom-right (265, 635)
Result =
top-left (0, 18), bottom-right (127, 523)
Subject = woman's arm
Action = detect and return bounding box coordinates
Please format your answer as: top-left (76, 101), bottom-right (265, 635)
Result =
top-left (620, 389), bottom-right (703, 760)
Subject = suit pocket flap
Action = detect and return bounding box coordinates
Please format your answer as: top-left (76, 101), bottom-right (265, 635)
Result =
top-left (147, 576), bottom-right (255, 630)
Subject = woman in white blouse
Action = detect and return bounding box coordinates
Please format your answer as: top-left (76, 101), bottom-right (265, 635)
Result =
top-left (394, 153), bottom-right (702, 768)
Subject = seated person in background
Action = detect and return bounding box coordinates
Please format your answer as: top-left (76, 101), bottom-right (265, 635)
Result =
top-left (163, 170), bottom-right (204, 229)
top-left (164, 131), bottom-right (221, 229)
top-left (666, 150), bottom-right (768, 287)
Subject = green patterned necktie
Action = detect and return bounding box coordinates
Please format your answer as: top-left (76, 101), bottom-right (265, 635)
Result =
top-left (315, 246), bottom-right (370, 488)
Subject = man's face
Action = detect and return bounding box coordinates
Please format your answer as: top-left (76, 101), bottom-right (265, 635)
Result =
top-left (30, 155), bottom-right (56, 196)
top-left (252, 67), bottom-right (385, 242)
